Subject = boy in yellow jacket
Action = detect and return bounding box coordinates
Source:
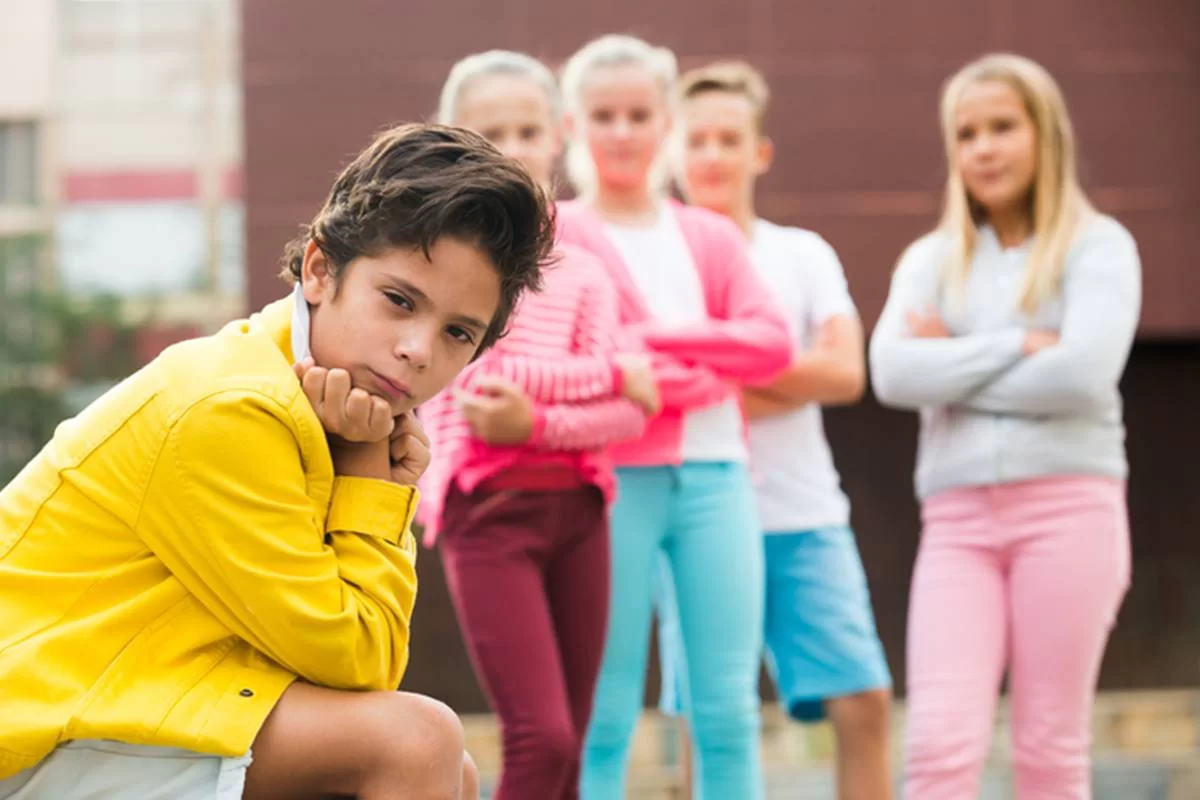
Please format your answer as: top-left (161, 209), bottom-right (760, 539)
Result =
top-left (0, 123), bottom-right (555, 800)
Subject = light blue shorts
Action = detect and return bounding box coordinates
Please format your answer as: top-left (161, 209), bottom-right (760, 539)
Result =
top-left (657, 526), bottom-right (891, 722)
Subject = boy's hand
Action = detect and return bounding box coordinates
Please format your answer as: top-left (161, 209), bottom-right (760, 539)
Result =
top-left (294, 359), bottom-right (395, 443)
top-left (389, 412), bottom-right (431, 486)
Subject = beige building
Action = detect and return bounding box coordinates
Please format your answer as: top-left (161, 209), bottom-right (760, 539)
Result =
top-left (0, 0), bottom-right (57, 360)
top-left (0, 0), bottom-right (59, 478)
top-left (0, 0), bottom-right (55, 236)
top-left (0, 0), bottom-right (244, 478)
top-left (55, 0), bottom-right (244, 324)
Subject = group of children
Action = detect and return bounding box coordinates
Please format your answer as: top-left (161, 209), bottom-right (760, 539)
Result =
top-left (420, 39), bottom-right (892, 800)
top-left (0, 30), bottom-right (1140, 800)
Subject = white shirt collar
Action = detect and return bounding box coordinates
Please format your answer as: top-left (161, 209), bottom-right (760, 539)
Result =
top-left (290, 282), bottom-right (312, 365)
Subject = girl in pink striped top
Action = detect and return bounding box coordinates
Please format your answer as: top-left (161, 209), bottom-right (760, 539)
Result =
top-left (419, 50), bottom-right (657, 800)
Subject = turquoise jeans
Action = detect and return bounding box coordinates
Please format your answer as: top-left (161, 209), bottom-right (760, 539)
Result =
top-left (582, 463), bottom-right (765, 800)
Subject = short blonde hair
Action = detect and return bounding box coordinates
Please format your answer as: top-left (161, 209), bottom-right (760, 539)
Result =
top-left (437, 50), bottom-right (561, 126)
top-left (678, 60), bottom-right (770, 134)
top-left (936, 53), bottom-right (1094, 314)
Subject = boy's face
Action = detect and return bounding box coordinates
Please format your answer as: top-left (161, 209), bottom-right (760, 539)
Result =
top-left (677, 90), bottom-right (771, 214)
top-left (302, 237), bottom-right (500, 415)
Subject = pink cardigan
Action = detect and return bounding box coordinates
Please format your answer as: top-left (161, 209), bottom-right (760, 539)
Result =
top-left (555, 199), bottom-right (793, 468)
top-left (418, 242), bottom-right (646, 544)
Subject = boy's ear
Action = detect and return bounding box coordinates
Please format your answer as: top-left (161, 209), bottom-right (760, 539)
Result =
top-left (301, 240), bottom-right (336, 306)
top-left (754, 136), bottom-right (775, 177)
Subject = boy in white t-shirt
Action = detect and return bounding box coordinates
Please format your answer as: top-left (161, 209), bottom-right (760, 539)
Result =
top-left (654, 61), bottom-right (893, 799)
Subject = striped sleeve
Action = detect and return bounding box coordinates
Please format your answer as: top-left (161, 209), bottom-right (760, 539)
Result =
top-left (458, 256), bottom-right (623, 404)
top-left (532, 397), bottom-right (646, 452)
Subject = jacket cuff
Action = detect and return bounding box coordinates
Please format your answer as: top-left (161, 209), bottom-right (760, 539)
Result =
top-left (326, 477), bottom-right (420, 544)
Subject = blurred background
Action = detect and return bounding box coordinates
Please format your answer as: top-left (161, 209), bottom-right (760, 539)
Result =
top-left (2, 0), bottom-right (1198, 796)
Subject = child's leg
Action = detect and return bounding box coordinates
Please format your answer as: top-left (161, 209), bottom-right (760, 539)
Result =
top-left (439, 487), bottom-right (580, 800)
top-left (582, 467), bottom-right (674, 800)
top-left (904, 488), bottom-right (1008, 800)
top-left (651, 556), bottom-right (695, 798)
top-left (653, 554), bottom-right (688, 718)
top-left (762, 528), bottom-right (893, 800)
top-left (244, 682), bottom-right (472, 799)
top-left (544, 487), bottom-right (612, 799)
top-left (1005, 478), bottom-right (1130, 800)
top-left (666, 462), bottom-right (765, 799)
top-left (826, 690), bottom-right (892, 800)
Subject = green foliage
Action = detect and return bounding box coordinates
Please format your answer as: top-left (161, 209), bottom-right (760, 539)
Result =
top-left (0, 235), bottom-right (138, 483)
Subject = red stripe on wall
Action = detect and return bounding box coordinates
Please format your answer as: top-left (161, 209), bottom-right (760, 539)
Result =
top-left (63, 170), bottom-right (197, 202)
top-left (62, 167), bottom-right (244, 203)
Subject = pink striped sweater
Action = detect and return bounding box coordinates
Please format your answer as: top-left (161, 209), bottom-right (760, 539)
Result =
top-left (418, 242), bottom-right (647, 544)
top-left (555, 199), bottom-right (794, 467)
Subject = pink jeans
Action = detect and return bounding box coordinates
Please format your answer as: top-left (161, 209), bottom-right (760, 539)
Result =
top-left (905, 476), bottom-right (1131, 799)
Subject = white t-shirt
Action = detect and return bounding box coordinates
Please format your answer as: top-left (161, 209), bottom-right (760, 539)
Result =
top-left (748, 219), bottom-right (855, 532)
top-left (604, 210), bottom-right (746, 463)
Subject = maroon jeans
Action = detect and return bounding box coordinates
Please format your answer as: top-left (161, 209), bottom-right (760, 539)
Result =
top-left (439, 478), bottom-right (610, 800)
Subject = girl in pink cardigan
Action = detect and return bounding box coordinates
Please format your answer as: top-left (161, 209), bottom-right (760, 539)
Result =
top-left (420, 51), bottom-right (658, 800)
top-left (556, 35), bottom-right (792, 800)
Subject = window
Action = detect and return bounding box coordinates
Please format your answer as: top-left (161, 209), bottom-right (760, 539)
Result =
top-left (0, 121), bottom-right (39, 206)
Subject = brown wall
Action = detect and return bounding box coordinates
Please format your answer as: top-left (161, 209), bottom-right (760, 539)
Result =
top-left (243, 0), bottom-right (1199, 336)
top-left (243, 1), bottom-right (1200, 709)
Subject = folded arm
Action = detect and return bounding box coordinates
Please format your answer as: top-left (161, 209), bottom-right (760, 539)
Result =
top-left (649, 352), bottom-right (729, 411)
top-left (138, 390), bottom-right (418, 692)
top-left (531, 396), bottom-right (647, 451)
top-left (639, 222), bottom-right (792, 384)
top-left (868, 237), bottom-right (1026, 410)
top-left (959, 223), bottom-right (1142, 415)
top-left (750, 314), bottom-right (866, 409)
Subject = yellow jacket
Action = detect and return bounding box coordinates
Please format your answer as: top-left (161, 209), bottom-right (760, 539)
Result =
top-left (0, 298), bottom-right (420, 779)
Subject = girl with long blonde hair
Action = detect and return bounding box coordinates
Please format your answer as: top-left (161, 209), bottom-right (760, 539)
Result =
top-left (870, 53), bottom-right (1141, 798)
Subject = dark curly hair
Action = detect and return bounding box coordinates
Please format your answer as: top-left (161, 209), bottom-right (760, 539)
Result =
top-left (281, 123), bottom-right (556, 352)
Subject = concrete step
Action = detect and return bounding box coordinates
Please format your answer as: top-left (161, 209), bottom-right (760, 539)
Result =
top-left (477, 759), bottom-right (1200, 800)
top-left (463, 689), bottom-right (1200, 798)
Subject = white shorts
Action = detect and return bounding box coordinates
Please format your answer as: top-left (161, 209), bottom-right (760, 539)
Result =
top-left (0, 740), bottom-right (251, 800)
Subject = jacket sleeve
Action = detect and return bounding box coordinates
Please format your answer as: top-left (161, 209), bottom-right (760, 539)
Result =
top-left (869, 236), bottom-right (1026, 410)
top-left (530, 397), bottom-right (647, 451)
top-left (137, 389), bottom-right (418, 691)
top-left (638, 217), bottom-right (792, 383)
top-left (649, 352), bottom-right (729, 411)
top-left (959, 221), bottom-right (1141, 415)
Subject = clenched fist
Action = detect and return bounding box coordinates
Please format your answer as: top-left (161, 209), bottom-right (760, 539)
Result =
top-left (389, 412), bottom-right (431, 486)
top-left (294, 360), bottom-right (395, 443)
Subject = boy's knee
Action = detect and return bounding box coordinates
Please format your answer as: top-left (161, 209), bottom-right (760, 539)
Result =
top-left (368, 693), bottom-right (466, 798)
